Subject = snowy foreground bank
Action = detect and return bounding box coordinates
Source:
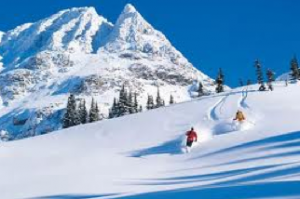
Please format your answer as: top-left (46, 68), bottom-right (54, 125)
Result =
top-left (1, 82), bottom-right (300, 199)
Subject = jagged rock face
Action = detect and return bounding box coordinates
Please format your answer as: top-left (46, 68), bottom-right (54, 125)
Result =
top-left (0, 4), bottom-right (215, 139)
top-left (0, 69), bottom-right (36, 103)
top-left (128, 63), bottom-right (196, 86)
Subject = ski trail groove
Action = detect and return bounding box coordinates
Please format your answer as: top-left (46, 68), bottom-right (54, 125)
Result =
top-left (208, 94), bottom-right (229, 121)
top-left (239, 87), bottom-right (250, 109)
top-left (237, 87), bottom-right (257, 126)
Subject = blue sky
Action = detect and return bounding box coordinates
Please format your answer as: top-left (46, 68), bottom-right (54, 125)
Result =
top-left (0, 0), bottom-right (300, 87)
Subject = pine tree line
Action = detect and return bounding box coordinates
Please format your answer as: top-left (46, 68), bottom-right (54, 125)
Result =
top-left (240, 56), bottom-right (300, 91)
top-left (109, 85), bottom-right (141, 118)
top-left (63, 94), bottom-right (101, 129)
top-left (146, 90), bottom-right (166, 110)
top-left (252, 60), bottom-right (276, 91)
top-left (109, 84), bottom-right (175, 119)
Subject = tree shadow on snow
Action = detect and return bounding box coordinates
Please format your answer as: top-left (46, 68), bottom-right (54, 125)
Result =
top-left (215, 164), bottom-right (300, 186)
top-left (126, 165), bottom-right (281, 186)
top-left (129, 137), bottom-right (184, 157)
top-left (199, 131), bottom-right (300, 158)
top-left (116, 181), bottom-right (300, 199)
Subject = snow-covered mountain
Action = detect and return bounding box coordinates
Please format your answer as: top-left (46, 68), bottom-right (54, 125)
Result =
top-left (0, 4), bottom-right (215, 139)
top-left (1, 82), bottom-right (299, 199)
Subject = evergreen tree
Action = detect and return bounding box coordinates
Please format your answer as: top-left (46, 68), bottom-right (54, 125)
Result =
top-left (79, 99), bottom-right (87, 124)
top-left (169, 94), bottom-right (175, 105)
top-left (109, 98), bottom-right (119, 118)
top-left (155, 88), bottom-right (163, 108)
top-left (109, 88), bottom-right (139, 118)
top-left (146, 95), bottom-right (155, 110)
top-left (127, 91), bottom-right (134, 114)
top-left (290, 56), bottom-right (300, 81)
top-left (95, 102), bottom-right (100, 121)
top-left (215, 68), bottom-right (224, 93)
top-left (266, 69), bottom-right (275, 91)
top-left (118, 84), bottom-right (129, 116)
top-left (108, 108), bottom-right (113, 119)
top-left (89, 98), bottom-right (99, 122)
top-left (197, 82), bottom-right (205, 97)
top-left (88, 97), bottom-right (95, 122)
top-left (63, 94), bottom-right (78, 128)
top-left (133, 93), bottom-right (138, 113)
top-left (254, 60), bottom-right (266, 91)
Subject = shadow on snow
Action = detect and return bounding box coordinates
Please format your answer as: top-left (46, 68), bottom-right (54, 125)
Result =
top-left (129, 137), bottom-right (184, 157)
top-left (198, 131), bottom-right (300, 159)
top-left (116, 181), bottom-right (300, 199)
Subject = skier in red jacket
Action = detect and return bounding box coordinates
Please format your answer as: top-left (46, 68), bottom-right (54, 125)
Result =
top-left (186, 127), bottom-right (198, 148)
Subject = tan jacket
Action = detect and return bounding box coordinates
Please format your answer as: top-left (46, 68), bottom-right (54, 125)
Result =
top-left (234, 111), bottom-right (245, 121)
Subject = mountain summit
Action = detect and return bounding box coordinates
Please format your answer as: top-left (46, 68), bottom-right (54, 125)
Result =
top-left (103, 3), bottom-right (187, 68)
top-left (0, 4), bottom-right (214, 139)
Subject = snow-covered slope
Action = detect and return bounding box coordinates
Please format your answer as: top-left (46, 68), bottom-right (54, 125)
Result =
top-left (1, 82), bottom-right (299, 199)
top-left (0, 4), bottom-right (215, 139)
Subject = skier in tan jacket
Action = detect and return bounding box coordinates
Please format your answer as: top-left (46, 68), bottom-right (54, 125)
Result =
top-left (233, 110), bottom-right (246, 122)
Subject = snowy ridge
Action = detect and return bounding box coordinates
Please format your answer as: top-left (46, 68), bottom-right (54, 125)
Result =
top-left (277, 72), bottom-right (290, 81)
top-left (0, 4), bottom-right (215, 139)
top-left (0, 7), bottom-right (113, 68)
top-left (1, 83), bottom-right (300, 199)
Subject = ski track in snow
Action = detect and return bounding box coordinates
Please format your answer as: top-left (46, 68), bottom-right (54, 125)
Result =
top-left (239, 87), bottom-right (250, 109)
top-left (237, 87), bottom-right (259, 128)
top-left (204, 88), bottom-right (256, 137)
top-left (207, 95), bottom-right (229, 121)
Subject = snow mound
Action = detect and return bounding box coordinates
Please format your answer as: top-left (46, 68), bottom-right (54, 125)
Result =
top-left (232, 120), bottom-right (254, 131)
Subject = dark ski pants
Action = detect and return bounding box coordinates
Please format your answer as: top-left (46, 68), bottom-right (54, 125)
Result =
top-left (186, 140), bottom-right (193, 147)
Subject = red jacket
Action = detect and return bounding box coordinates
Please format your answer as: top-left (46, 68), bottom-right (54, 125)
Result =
top-left (186, 130), bottom-right (197, 142)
